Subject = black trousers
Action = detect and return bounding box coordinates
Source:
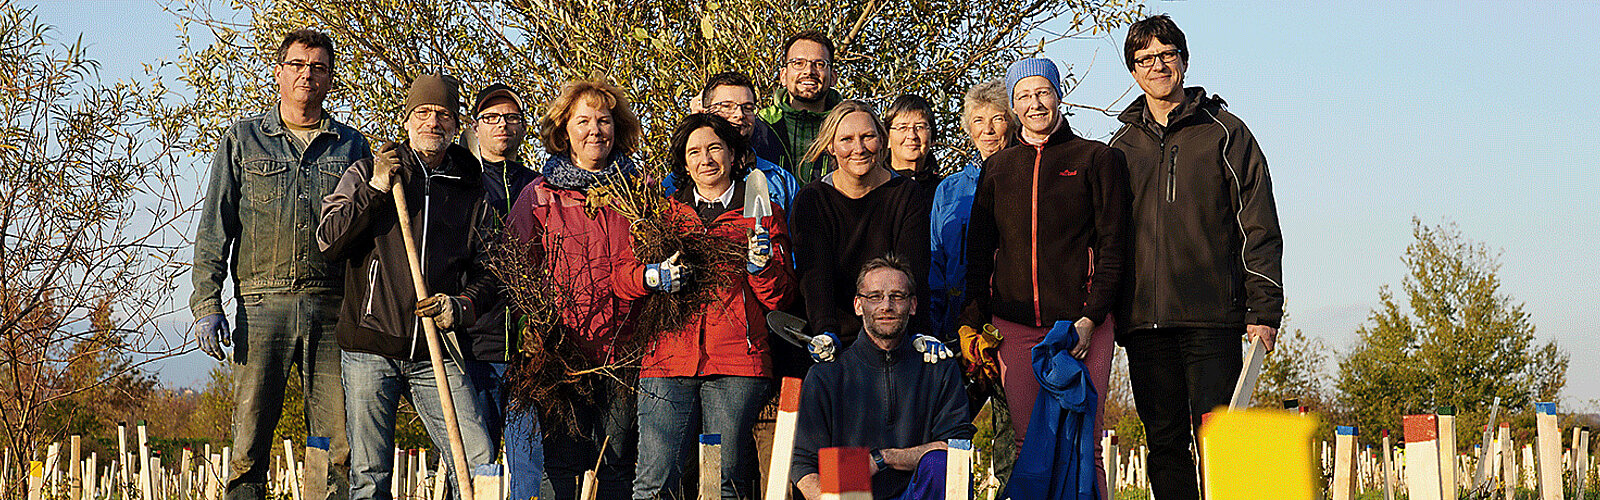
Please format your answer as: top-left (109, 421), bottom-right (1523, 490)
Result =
top-left (1122, 327), bottom-right (1244, 500)
top-left (541, 369), bottom-right (639, 500)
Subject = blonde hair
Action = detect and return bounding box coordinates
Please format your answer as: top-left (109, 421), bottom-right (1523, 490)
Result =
top-left (802, 100), bottom-right (887, 168)
top-left (538, 78), bottom-right (642, 156)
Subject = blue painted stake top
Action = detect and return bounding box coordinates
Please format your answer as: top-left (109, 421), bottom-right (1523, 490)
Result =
top-left (473, 464), bottom-right (503, 477)
top-left (1536, 402), bottom-right (1557, 415)
top-left (700, 434), bottom-right (721, 445)
top-left (306, 436), bottom-right (330, 450)
top-left (1336, 426), bottom-right (1358, 436)
top-left (948, 439), bottom-right (972, 451)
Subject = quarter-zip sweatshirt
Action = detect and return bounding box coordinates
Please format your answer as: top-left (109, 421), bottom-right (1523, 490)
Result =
top-left (960, 122), bottom-right (1131, 332)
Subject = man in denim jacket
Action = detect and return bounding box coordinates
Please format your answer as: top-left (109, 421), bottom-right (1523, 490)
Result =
top-left (188, 29), bottom-right (370, 500)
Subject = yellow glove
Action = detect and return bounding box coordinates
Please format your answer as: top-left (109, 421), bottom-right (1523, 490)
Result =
top-left (958, 324), bottom-right (1003, 382)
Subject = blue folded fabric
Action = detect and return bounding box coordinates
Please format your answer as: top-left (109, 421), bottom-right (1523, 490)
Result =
top-left (1005, 320), bottom-right (1099, 500)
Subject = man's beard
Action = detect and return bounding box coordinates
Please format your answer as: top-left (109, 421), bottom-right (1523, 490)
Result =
top-left (864, 316), bottom-right (907, 340)
top-left (412, 130), bottom-right (451, 154)
top-left (791, 90), bottom-right (823, 104)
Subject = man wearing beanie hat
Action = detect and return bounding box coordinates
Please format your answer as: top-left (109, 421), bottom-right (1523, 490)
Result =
top-left (960, 56), bottom-right (1131, 499)
top-left (461, 82), bottom-right (545, 500)
top-left (1109, 15), bottom-right (1284, 500)
top-left (317, 73), bottom-right (497, 499)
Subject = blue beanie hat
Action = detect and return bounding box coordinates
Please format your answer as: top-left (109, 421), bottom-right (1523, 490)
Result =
top-left (1006, 58), bottom-right (1061, 100)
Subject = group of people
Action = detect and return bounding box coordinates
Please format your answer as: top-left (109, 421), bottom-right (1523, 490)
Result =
top-left (191, 14), bottom-right (1282, 500)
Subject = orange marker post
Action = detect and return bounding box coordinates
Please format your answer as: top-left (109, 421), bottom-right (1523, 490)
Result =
top-left (818, 447), bottom-right (872, 500)
top-left (764, 377), bottom-right (803, 500)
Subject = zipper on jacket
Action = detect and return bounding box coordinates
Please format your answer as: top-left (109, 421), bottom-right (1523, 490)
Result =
top-left (411, 173), bottom-right (435, 360)
top-left (364, 259), bottom-right (379, 316)
top-left (1030, 144), bottom-right (1044, 326)
top-left (1166, 144), bottom-right (1179, 203)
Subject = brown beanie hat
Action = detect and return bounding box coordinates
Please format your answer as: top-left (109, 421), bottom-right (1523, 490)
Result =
top-left (406, 74), bottom-right (461, 115)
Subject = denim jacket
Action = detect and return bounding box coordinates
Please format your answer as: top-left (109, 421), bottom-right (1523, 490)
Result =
top-left (190, 105), bottom-right (371, 319)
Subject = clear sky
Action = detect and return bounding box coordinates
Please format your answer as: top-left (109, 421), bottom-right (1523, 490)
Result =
top-left (31, 1), bottom-right (1600, 406)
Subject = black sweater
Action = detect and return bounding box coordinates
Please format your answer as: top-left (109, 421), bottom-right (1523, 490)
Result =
top-left (960, 124), bottom-right (1131, 331)
top-left (791, 174), bottom-right (932, 344)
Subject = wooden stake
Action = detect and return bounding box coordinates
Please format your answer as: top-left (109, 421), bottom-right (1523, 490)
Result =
top-left (137, 421), bottom-right (152, 500)
top-left (700, 434), bottom-right (723, 500)
top-left (207, 453), bottom-right (221, 500)
top-left (579, 436), bottom-right (608, 500)
top-left (1578, 428), bottom-right (1590, 499)
top-left (86, 452), bottom-right (96, 500)
top-left (1499, 424), bottom-right (1514, 500)
top-left (28, 461), bottom-right (43, 500)
top-left (945, 439), bottom-right (971, 500)
top-left (1404, 415), bottom-right (1443, 500)
top-left (45, 442), bottom-right (59, 497)
top-left (1380, 430), bottom-right (1394, 500)
top-left (1436, 407), bottom-right (1457, 500)
top-left (1535, 402), bottom-right (1560, 500)
top-left (178, 447), bottom-right (192, 496)
top-left (1104, 431), bottom-right (1119, 495)
top-left (117, 423), bottom-right (130, 492)
top-left (471, 464), bottom-right (503, 500)
top-left (764, 377), bottom-right (802, 500)
top-left (304, 437), bottom-right (330, 500)
top-left (1228, 338), bottom-right (1267, 410)
top-left (392, 449), bottom-right (406, 499)
top-left (1333, 426), bottom-right (1359, 500)
top-left (282, 438), bottom-right (302, 500)
top-left (817, 447), bottom-right (871, 500)
top-left (389, 180), bottom-right (475, 499)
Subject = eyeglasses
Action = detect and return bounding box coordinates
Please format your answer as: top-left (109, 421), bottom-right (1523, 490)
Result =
top-left (708, 101), bottom-right (758, 115)
top-left (888, 123), bottom-right (931, 133)
top-left (785, 57), bottom-right (831, 71)
top-left (856, 292), bottom-right (912, 304)
top-left (476, 112), bottom-right (525, 125)
top-left (411, 108), bottom-right (453, 122)
top-left (278, 60), bottom-right (332, 76)
top-left (1133, 49), bottom-right (1183, 69)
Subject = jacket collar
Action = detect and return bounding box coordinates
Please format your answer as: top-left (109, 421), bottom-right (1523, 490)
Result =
top-left (845, 331), bottom-right (916, 367)
top-left (1117, 87), bottom-right (1222, 132)
top-left (771, 87), bottom-right (843, 118)
top-left (399, 141), bottom-right (481, 185)
top-left (257, 103), bottom-right (355, 144)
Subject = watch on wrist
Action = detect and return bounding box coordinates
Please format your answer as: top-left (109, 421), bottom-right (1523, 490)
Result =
top-left (869, 448), bottom-right (886, 471)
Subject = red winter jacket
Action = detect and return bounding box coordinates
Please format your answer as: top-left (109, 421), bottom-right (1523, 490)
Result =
top-left (507, 177), bottom-right (650, 364)
top-left (641, 184), bottom-right (795, 378)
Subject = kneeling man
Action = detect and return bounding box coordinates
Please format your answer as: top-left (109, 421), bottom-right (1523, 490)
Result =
top-left (791, 254), bottom-right (973, 499)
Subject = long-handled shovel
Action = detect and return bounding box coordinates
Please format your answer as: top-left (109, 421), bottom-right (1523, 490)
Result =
top-left (390, 178), bottom-right (475, 500)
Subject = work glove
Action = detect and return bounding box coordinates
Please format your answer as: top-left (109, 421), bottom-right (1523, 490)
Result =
top-left (958, 324), bottom-right (1002, 382)
top-left (415, 293), bottom-right (472, 330)
top-left (193, 313), bottom-right (230, 361)
top-left (746, 226), bottom-right (772, 273)
top-left (912, 334), bottom-right (956, 364)
top-left (368, 142), bottom-right (402, 192)
top-left (644, 251), bottom-right (690, 293)
top-left (808, 331), bottom-right (840, 363)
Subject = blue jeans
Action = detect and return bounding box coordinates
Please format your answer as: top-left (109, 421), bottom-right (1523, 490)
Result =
top-left (632, 376), bottom-right (772, 500)
top-left (342, 350), bottom-right (494, 500)
top-left (227, 293), bottom-right (348, 500)
top-left (465, 361), bottom-right (545, 500)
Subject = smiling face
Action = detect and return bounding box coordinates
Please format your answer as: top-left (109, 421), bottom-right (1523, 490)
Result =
top-left (887, 110), bottom-right (932, 169)
top-left (1011, 75), bottom-right (1061, 137)
top-left (828, 111), bottom-right (882, 180)
top-left (405, 103), bottom-right (458, 155)
top-left (854, 267), bottom-right (916, 341)
top-left (1131, 38), bottom-right (1187, 102)
top-left (779, 39), bottom-right (836, 103)
top-left (273, 42), bottom-right (332, 110)
top-left (965, 103), bottom-right (1012, 159)
top-left (474, 97), bottom-right (526, 159)
top-left (565, 97), bottom-right (615, 171)
top-left (683, 125), bottom-right (734, 196)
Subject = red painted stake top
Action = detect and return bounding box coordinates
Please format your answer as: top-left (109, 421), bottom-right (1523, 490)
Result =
top-left (1403, 414), bottom-right (1438, 442)
top-left (818, 447), bottom-right (871, 494)
top-left (779, 377), bottom-right (803, 413)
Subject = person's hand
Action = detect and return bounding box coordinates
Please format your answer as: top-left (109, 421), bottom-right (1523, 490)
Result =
top-left (1071, 317), bottom-right (1095, 359)
top-left (912, 334), bottom-right (955, 364)
top-left (193, 313), bottom-right (230, 361)
top-left (958, 324), bottom-right (1002, 381)
top-left (415, 293), bottom-right (469, 330)
top-left (808, 331), bottom-right (840, 363)
top-left (368, 142), bottom-right (402, 192)
top-left (746, 226), bottom-right (771, 273)
top-left (644, 251), bottom-right (690, 293)
top-left (1247, 324), bottom-right (1278, 352)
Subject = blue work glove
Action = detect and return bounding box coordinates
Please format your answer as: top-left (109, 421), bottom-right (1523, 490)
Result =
top-left (746, 226), bottom-right (771, 274)
top-left (194, 313), bottom-right (230, 361)
top-left (643, 251), bottom-right (689, 293)
top-left (808, 331), bottom-right (840, 363)
top-left (912, 334), bottom-right (955, 364)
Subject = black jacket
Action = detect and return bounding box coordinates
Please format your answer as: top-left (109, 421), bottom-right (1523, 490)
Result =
top-left (318, 142), bottom-right (499, 361)
top-left (960, 124), bottom-right (1131, 332)
top-left (467, 158), bottom-right (538, 363)
top-left (791, 336), bottom-right (973, 498)
top-left (1110, 88), bottom-right (1284, 332)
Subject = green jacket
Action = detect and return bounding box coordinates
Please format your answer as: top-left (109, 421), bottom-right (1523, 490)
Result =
top-left (758, 87), bottom-right (842, 185)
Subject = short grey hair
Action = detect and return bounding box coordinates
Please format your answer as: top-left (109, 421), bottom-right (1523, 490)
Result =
top-left (961, 79), bottom-right (1018, 146)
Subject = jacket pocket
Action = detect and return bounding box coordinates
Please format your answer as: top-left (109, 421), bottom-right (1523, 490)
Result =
top-left (317, 162), bottom-right (345, 199)
top-left (242, 159), bottom-right (291, 204)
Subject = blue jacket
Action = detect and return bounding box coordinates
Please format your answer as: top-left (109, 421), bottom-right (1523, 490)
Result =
top-left (928, 156), bottom-right (982, 338)
top-left (662, 156), bottom-right (798, 213)
top-left (1007, 321), bottom-right (1099, 500)
top-left (190, 106), bottom-right (371, 319)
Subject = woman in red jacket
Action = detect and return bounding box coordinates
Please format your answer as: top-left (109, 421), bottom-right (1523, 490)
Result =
top-left (631, 113), bottom-right (794, 500)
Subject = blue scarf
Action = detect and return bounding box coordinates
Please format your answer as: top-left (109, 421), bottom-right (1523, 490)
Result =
top-left (540, 152), bottom-right (638, 191)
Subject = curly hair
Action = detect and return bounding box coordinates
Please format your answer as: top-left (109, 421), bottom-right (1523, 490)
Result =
top-left (667, 113), bottom-right (752, 190)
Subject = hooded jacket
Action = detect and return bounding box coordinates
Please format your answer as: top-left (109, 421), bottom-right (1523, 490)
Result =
top-left (960, 124), bottom-right (1132, 332)
top-left (1109, 88), bottom-right (1284, 332)
top-left (640, 181), bottom-right (795, 378)
top-left (465, 157), bottom-right (539, 363)
top-left (317, 142), bottom-right (498, 361)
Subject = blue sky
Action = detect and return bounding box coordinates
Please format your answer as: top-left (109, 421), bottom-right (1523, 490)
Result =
top-left (33, 1), bottom-right (1600, 406)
